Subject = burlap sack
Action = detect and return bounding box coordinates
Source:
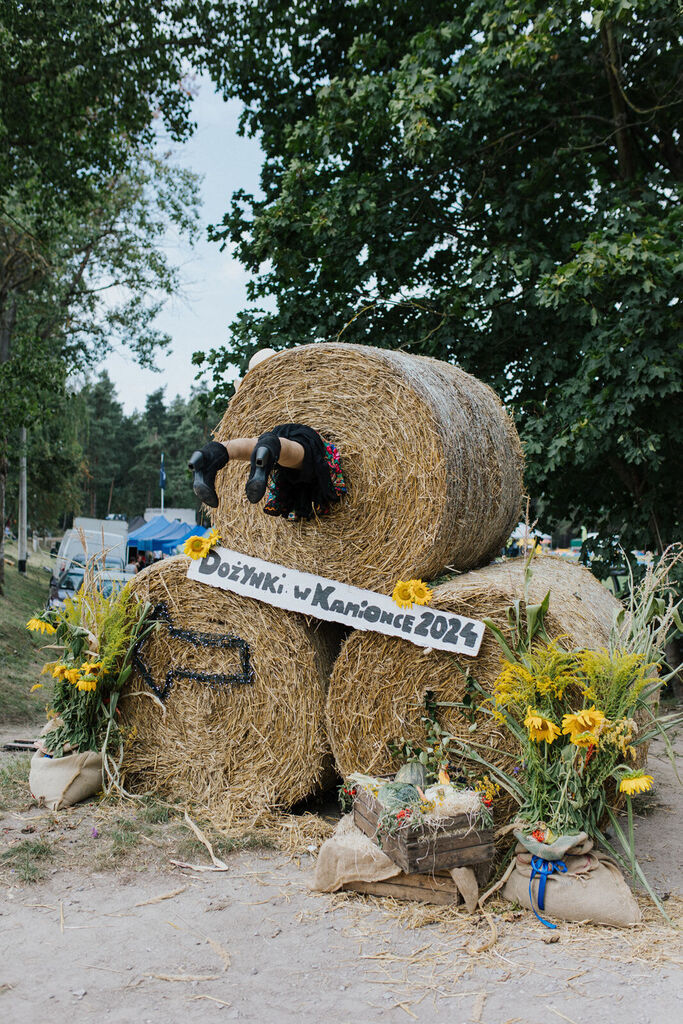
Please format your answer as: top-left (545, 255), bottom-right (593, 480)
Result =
top-left (498, 838), bottom-right (641, 927)
top-left (312, 814), bottom-right (480, 912)
top-left (29, 750), bottom-right (102, 811)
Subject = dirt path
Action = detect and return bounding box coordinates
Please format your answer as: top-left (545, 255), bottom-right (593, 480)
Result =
top-left (1, 727), bottom-right (681, 1023)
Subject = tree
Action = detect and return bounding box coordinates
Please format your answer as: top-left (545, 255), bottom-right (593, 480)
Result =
top-left (0, 0), bottom-right (202, 203)
top-left (194, 0), bottom-right (682, 552)
top-left (0, 151), bottom-right (200, 588)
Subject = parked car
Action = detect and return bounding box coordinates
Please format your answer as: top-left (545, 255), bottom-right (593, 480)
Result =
top-left (47, 566), bottom-right (86, 610)
top-left (47, 568), bottom-right (129, 610)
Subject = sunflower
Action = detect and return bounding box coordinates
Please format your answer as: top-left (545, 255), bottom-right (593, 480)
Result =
top-left (77, 675), bottom-right (97, 692)
top-left (26, 617), bottom-right (56, 635)
top-left (183, 528), bottom-right (220, 560)
top-left (50, 663), bottom-right (70, 680)
top-left (568, 729), bottom-right (600, 749)
top-left (392, 580), bottom-right (414, 609)
top-left (562, 706), bottom-right (605, 740)
top-left (408, 579), bottom-right (432, 606)
top-left (619, 771), bottom-right (653, 796)
top-left (524, 707), bottom-right (561, 744)
top-left (64, 668), bottom-right (81, 686)
top-left (81, 660), bottom-right (103, 674)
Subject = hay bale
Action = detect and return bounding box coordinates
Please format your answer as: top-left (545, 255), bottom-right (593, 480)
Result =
top-left (211, 343), bottom-right (523, 591)
top-left (119, 556), bottom-right (336, 819)
top-left (325, 557), bottom-right (622, 784)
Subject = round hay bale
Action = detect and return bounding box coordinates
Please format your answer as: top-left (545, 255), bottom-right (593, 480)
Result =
top-left (119, 556), bottom-right (336, 819)
top-left (211, 343), bottom-right (523, 591)
top-left (325, 557), bottom-right (622, 787)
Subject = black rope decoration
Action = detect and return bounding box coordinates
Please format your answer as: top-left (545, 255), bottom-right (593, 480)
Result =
top-left (132, 602), bottom-right (254, 702)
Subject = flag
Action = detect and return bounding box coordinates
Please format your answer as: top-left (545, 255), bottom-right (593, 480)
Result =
top-left (159, 452), bottom-right (167, 490)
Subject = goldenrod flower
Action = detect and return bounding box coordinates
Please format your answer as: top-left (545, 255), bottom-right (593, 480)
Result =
top-left (26, 617), bottom-right (56, 635)
top-left (524, 707), bottom-right (561, 744)
top-left (77, 675), bottom-right (97, 692)
top-left (619, 772), bottom-right (653, 796)
top-left (408, 579), bottom-right (432, 606)
top-left (562, 706), bottom-right (605, 739)
top-left (392, 580), bottom-right (414, 609)
top-left (30, 683), bottom-right (43, 692)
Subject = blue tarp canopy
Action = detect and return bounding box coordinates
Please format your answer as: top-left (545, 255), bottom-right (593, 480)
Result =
top-left (157, 523), bottom-right (208, 554)
top-left (127, 515), bottom-right (170, 546)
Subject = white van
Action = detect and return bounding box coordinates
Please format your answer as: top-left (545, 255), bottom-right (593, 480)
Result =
top-left (55, 517), bottom-right (128, 576)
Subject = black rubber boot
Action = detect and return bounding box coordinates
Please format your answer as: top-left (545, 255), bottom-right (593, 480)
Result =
top-left (245, 434), bottom-right (280, 504)
top-left (188, 442), bottom-right (229, 508)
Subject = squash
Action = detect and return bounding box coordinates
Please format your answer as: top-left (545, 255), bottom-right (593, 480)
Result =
top-left (377, 782), bottom-right (420, 809)
top-left (394, 762), bottom-right (428, 788)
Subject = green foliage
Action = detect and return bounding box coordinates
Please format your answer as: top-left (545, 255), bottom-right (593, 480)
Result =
top-left (37, 583), bottom-right (158, 757)
top-left (193, 0), bottom-right (682, 552)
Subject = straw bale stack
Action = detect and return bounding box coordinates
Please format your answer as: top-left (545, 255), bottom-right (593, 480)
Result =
top-left (119, 557), bottom-right (337, 818)
top-left (325, 557), bottom-right (621, 783)
top-left (211, 343), bottom-right (523, 592)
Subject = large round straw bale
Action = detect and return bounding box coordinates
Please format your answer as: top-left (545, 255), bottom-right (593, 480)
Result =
top-left (326, 557), bottom-right (621, 785)
top-left (119, 556), bottom-right (336, 818)
top-left (211, 343), bottom-right (523, 592)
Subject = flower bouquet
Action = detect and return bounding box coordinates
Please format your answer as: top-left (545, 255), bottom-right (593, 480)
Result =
top-left (447, 548), bottom-right (683, 920)
top-left (26, 562), bottom-right (157, 807)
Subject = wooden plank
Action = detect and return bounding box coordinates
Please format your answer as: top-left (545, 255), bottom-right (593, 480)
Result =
top-left (342, 871), bottom-right (461, 906)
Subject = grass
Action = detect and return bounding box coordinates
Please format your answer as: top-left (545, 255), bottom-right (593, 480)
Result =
top-left (0, 543), bottom-right (55, 722)
top-left (0, 754), bottom-right (33, 810)
top-left (0, 838), bottom-right (54, 883)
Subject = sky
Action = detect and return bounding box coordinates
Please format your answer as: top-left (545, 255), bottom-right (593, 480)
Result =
top-left (102, 78), bottom-right (265, 414)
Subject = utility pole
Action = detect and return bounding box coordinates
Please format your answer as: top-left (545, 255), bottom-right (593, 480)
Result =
top-left (159, 451), bottom-right (166, 513)
top-left (18, 426), bottom-right (27, 574)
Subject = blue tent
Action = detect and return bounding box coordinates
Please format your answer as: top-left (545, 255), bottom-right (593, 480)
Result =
top-left (136, 519), bottom-right (191, 552)
top-left (127, 515), bottom-right (171, 547)
top-left (158, 524), bottom-right (209, 554)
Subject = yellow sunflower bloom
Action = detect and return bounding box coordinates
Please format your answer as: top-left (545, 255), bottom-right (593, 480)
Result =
top-left (619, 772), bottom-right (653, 796)
top-left (562, 706), bottom-right (605, 740)
top-left (524, 707), bottom-right (561, 744)
top-left (76, 675), bottom-right (97, 692)
top-left (26, 617), bottom-right (57, 635)
top-left (183, 530), bottom-right (218, 560)
top-left (392, 580), bottom-right (414, 609)
top-left (64, 668), bottom-right (81, 686)
top-left (30, 683), bottom-right (43, 692)
top-left (408, 579), bottom-right (432, 606)
top-left (51, 664), bottom-right (70, 680)
top-left (569, 730), bottom-right (599, 749)
top-left (81, 660), bottom-right (103, 674)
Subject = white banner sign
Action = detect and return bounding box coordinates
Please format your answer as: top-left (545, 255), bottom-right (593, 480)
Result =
top-left (187, 547), bottom-right (485, 657)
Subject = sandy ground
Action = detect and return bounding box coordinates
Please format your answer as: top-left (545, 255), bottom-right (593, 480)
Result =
top-left (1, 729), bottom-right (681, 1023)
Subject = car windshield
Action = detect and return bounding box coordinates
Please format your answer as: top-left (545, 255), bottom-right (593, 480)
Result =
top-left (60, 571), bottom-right (85, 591)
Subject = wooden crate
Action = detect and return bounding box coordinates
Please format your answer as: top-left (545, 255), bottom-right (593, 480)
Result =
top-left (342, 870), bottom-right (461, 906)
top-left (353, 786), bottom-right (494, 875)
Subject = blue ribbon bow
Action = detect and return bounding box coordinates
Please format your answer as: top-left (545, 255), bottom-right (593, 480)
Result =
top-left (529, 855), bottom-right (567, 929)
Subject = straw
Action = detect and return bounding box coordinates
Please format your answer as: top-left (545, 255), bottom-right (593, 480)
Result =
top-left (211, 343), bottom-right (524, 592)
top-left (119, 557), bottom-right (339, 819)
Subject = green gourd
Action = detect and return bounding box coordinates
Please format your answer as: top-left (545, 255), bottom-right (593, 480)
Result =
top-left (394, 762), bottom-right (428, 788)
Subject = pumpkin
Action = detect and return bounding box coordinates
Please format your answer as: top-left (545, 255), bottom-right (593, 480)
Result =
top-left (394, 762), bottom-right (428, 788)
